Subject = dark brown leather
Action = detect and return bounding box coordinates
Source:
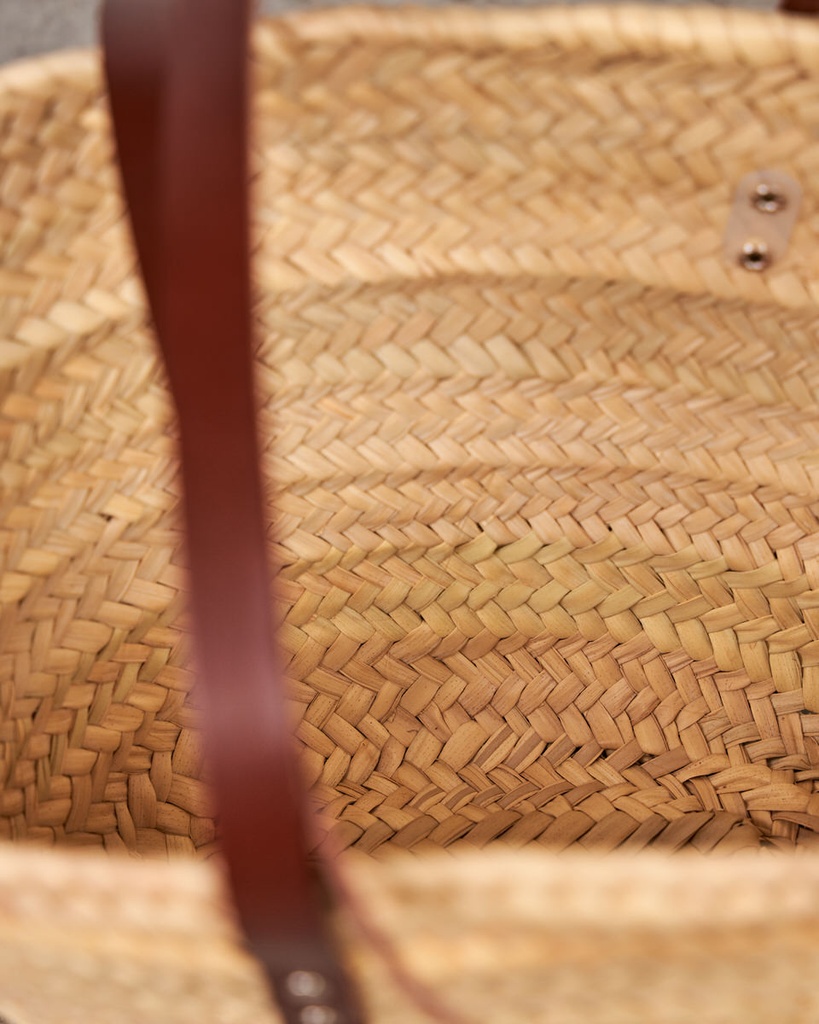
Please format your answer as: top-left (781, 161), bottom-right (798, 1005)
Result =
top-left (102, 2), bottom-right (363, 1022)
top-left (780, 0), bottom-right (819, 12)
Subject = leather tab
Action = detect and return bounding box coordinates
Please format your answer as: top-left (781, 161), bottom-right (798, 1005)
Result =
top-left (723, 169), bottom-right (802, 273)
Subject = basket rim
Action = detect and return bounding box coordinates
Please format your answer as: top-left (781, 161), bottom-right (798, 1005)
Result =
top-left (0, 48), bottom-right (98, 94)
top-left (3, 3), bottom-right (819, 94)
top-left (268, 3), bottom-right (819, 71)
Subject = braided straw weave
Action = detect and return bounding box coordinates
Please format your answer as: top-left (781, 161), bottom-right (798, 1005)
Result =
top-left (4, 843), bottom-right (819, 1023)
top-left (6, 4), bottom-right (819, 866)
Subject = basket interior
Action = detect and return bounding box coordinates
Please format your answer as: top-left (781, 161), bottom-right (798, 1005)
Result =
top-left (3, 6), bottom-right (819, 863)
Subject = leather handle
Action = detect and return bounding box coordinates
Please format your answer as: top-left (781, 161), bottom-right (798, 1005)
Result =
top-left (101, 2), bottom-right (363, 1022)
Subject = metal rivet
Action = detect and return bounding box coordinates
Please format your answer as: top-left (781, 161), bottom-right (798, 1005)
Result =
top-left (300, 1007), bottom-right (338, 1024)
top-left (285, 971), bottom-right (327, 1000)
top-left (752, 183), bottom-right (786, 214)
top-left (739, 240), bottom-right (770, 271)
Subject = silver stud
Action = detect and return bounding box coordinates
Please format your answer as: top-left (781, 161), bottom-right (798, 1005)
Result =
top-left (300, 1007), bottom-right (338, 1024)
top-left (752, 183), bottom-right (786, 214)
top-left (739, 240), bottom-right (770, 271)
top-left (286, 971), bottom-right (327, 1000)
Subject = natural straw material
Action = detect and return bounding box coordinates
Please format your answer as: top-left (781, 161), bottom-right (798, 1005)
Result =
top-left (5, 5), bottom-right (819, 863)
top-left (4, 843), bottom-right (819, 1023)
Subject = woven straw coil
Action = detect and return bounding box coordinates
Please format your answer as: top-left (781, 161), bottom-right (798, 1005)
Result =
top-left (5, 4), bottom-right (819, 865)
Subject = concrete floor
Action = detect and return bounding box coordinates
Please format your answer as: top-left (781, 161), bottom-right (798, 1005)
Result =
top-left (0, 0), bottom-right (774, 65)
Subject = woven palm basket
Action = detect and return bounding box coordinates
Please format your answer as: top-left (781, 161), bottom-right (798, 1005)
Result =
top-left (5, 3), bottom-right (819, 1021)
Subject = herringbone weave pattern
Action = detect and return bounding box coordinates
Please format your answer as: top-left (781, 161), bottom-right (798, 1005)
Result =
top-left (5, 6), bottom-right (819, 860)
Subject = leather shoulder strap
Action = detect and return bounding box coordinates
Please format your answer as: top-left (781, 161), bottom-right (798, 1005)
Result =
top-left (102, 3), bottom-right (363, 1022)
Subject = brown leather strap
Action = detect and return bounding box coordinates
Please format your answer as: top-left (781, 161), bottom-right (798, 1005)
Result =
top-left (102, 3), bottom-right (363, 1022)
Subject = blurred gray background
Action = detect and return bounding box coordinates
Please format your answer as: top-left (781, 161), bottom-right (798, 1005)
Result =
top-left (0, 0), bottom-right (775, 65)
